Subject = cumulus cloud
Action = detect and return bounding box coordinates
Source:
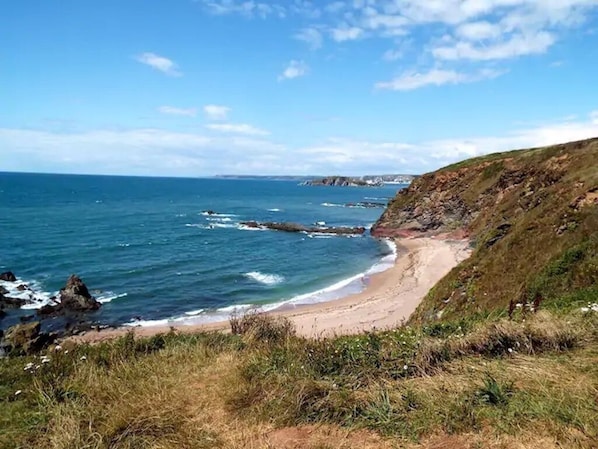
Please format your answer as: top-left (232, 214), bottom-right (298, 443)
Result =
top-left (135, 52), bottom-right (182, 76)
top-left (206, 123), bottom-right (270, 136)
top-left (199, 0), bottom-right (598, 90)
top-left (158, 106), bottom-right (197, 117)
top-left (203, 105), bottom-right (231, 121)
top-left (278, 60), bottom-right (309, 81)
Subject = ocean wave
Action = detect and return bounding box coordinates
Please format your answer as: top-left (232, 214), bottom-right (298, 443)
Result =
top-left (184, 308), bottom-right (205, 316)
top-left (237, 224), bottom-right (267, 231)
top-left (97, 292), bottom-right (128, 304)
top-left (117, 240), bottom-right (398, 329)
top-left (205, 217), bottom-right (233, 222)
top-left (267, 208), bottom-right (282, 212)
top-left (244, 271), bottom-right (285, 286)
top-left (0, 277), bottom-right (57, 309)
top-left (216, 303), bottom-right (253, 313)
top-left (321, 202), bottom-right (343, 207)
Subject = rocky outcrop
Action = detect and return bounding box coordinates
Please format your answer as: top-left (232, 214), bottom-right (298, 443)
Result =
top-left (39, 275), bottom-right (100, 316)
top-left (370, 138), bottom-right (598, 324)
top-left (0, 272), bottom-right (17, 282)
top-left (302, 176), bottom-right (382, 187)
top-left (346, 202), bottom-right (387, 209)
top-left (2, 322), bottom-right (55, 354)
top-left (241, 221), bottom-right (366, 236)
top-left (0, 294), bottom-right (27, 309)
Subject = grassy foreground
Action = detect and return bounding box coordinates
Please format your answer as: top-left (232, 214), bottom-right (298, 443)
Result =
top-left (1, 307), bottom-right (597, 449)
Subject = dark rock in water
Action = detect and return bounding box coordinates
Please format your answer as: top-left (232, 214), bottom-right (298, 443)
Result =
top-left (240, 221), bottom-right (366, 236)
top-left (0, 309), bottom-right (5, 320)
top-left (241, 221), bottom-right (260, 228)
top-left (346, 202), bottom-right (387, 209)
top-left (0, 286), bottom-right (8, 295)
top-left (0, 272), bottom-right (17, 282)
top-left (204, 210), bottom-right (216, 215)
top-left (38, 275), bottom-right (100, 316)
top-left (19, 314), bottom-right (35, 323)
top-left (0, 294), bottom-right (26, 309)
top-left (16, 284), bottom-right (30, 292)
top-left (3, 321), bottom-right (55, 355)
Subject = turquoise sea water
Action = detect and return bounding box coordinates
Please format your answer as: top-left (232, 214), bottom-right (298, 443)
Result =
top-left (0, 173), bottom-right (403, 329)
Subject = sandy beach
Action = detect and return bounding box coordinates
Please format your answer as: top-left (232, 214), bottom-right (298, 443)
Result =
top-left (76, 237), bottom-right (471, 343)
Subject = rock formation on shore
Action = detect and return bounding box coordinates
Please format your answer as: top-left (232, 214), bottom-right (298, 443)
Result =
top-left (302, 176), bottom-right (382, 187)
top-left (39, 275), bottom-right (101, 316)
top-left (371, 137), bottom-right (598, 323)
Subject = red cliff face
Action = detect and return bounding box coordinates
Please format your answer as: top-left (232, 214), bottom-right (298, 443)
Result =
top-left (371, 138), bottom-right (593, 240)
top-left (370, 138), bottom-right (598, 324)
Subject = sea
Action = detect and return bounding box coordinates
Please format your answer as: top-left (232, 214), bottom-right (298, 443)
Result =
top-left (0, 172), bottom-right (404, 330)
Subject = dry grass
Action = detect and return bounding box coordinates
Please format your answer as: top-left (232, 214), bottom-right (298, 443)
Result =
top-left (1, 307), bottom-right (596, 449)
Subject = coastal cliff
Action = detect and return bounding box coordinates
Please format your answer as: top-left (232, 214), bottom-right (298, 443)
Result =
top-left (372, 138), bottom-right (598, 323)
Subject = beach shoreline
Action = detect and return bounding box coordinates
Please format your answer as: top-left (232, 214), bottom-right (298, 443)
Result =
top-left (75, 236), bottom-right (471, 343)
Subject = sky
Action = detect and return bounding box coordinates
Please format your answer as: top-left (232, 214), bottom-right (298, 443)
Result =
top-left (2, 0), bottom-right (598, 177)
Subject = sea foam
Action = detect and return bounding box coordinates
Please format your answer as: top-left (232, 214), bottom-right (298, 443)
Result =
top-left (244, 271), bottom-right (285, 286)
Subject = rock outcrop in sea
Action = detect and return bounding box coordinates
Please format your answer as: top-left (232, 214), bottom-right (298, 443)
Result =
top-left (241, 221), bottom-right (366, 235)
top-left (39, 275), bottom-right (101, 316)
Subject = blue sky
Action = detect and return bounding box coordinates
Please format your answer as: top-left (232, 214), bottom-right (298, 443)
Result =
top-left (2, 0), bottom-right (598, 176)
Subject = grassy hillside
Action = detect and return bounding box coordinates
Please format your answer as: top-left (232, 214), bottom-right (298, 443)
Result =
top-left (1, 138), bottom-right (597, 448)
top-left (372, 138), bottom-right (598, 324)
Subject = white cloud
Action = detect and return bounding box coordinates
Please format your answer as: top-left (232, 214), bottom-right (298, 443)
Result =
top-left (195, 0), bottom-right (598, 91)
top-left (295, 27), bottom-right (323, 49)
top-left (278, 60), bottom-right (309, 81)
top-left (2, 112), bottom-right (596, 176)
top-left (331, 26), bottom-right (364, 41)
top-left (375, 68), bottom-right (503, 91)
top-left (135, 52), bottom-right (182, 77)
top-left (433, 31), bottom-right (555, 60)
top-left (456, 21), bottom-right (502, 40)
top-left (203, 104), bottom-right (231, 121)
top-left (206, 123), bottom-right (270, 136)
top-left (198, 0), bottom-right (286, 18)
top-left (158, 106), bottom-right (197, 117)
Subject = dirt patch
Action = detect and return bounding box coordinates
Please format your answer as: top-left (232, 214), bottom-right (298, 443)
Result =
top-left (267, 425), bottom-right (392, 449)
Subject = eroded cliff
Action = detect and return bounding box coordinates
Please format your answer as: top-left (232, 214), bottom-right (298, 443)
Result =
top-left (372, 138), bottom-right (598, 323)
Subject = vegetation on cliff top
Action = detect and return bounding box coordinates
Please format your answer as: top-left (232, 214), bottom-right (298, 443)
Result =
top-left (373, 138), bottom-right (598, 324)
top-left (1, 138), bottom-right (597, 448)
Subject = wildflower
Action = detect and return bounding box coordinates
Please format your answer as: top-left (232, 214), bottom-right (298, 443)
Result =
top-left (41, 356), bottom-right (51, 364)
top-left (54, 345), bottom-right (63, 352)
top-left (508, 348), bottom-right (513, 354)
top-left (403, 365), bottom-right (409, 370)
top-left (80, 356), bottom-right (87, 361)
top-left (24, 362), bottom-right (34, 371)
top-left (15, 390), bottom-right (22, 396)
top-left (64, 350), bottom-right (69, 354)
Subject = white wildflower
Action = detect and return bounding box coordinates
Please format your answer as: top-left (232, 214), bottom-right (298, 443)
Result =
top-left (80, 356), bottom-right (87, 361)
top-left (15, 390), bottom-right (22, 396)
top-left (403, 365), bottom-right (409, 370)
top-left (508, 348), bottom-right (513, 354)
top-left (24, 362), bottom-right (34, 371)
top-left (54, 345), bottom-right (63, 352)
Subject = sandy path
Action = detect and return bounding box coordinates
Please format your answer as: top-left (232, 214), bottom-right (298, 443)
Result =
top-left (75, 237), bottom-right (471, 343)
